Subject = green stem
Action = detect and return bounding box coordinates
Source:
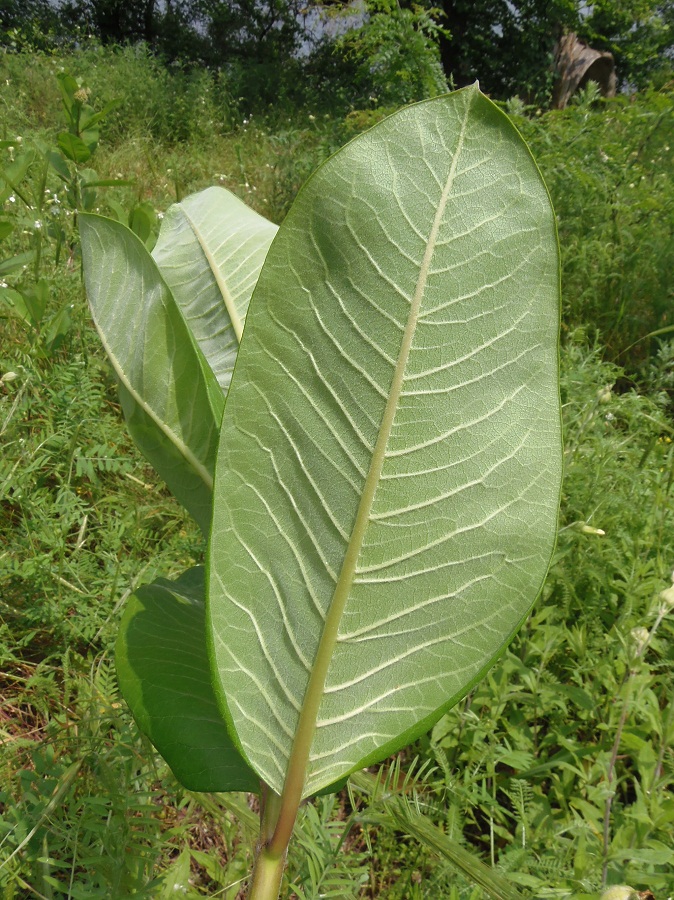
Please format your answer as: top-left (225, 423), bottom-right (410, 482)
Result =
top-left (248, 787), bottom-right (287, 900)
top-left (248, 847), bottom-right (286, 900)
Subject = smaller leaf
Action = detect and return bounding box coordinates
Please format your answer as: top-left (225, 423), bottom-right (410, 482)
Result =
top-left (79, 168), bottom-right (99, 211)
top-left (47, 150), bottom-right (71, 183)
top-left (0, 220), bottom-right (13, 241)
top-left (105, 199), bottom-right (128, 223)
top-left (80, 213), bottom-right (223, 534)
top-left (129, 201), bottom-right (158, 249)
top-left (42, 305), bottom-right (72, 352)
top-left (152, 186), bottom-right (278, 394)
top-left (0, 151), bottom-right (37, 204)
top-left (115, 567), bottom-right (259, 793)
top-left (79, 99), bottom-right (122, 132)
top-left (0, 250), bottom-right (36, 276)
top-left (56, 72), bottom-right (79, 115)
top-left (80, 127), bottom-right (99, 153)
top-left (157, 848), bottom-right (192, 899)
top-left (21, 279), bottom-right (50, 327)
top-left (57, 132), bottom-right (91, 164)
top-left (0, 287), bottom-right (31, 325)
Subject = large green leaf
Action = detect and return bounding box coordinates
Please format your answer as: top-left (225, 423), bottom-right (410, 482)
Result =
top-left (152, 186), bottom-right (278, 394)
top-left (80, 215), bottom-right (222, 535)
top-left (208, 86), bottom-right (562, 799)
top-left (115, 567), bottom-right (259, 792)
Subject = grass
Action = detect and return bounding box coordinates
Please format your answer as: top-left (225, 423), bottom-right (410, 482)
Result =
top-left (1, 46), bottom-right (673, 899)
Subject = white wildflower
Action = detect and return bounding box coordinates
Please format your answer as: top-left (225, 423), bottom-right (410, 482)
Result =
top-left (630, 626), bottom-right (649, 656)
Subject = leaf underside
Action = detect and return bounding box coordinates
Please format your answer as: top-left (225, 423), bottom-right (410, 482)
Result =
top-left (208, 86), bottom-right (562, 799)
top-left (81, 190), bottom-right (277, 535)
top-left (152, 186), bottom-right (278, 395)
top-left (80, 215), bottom-right (222, 535)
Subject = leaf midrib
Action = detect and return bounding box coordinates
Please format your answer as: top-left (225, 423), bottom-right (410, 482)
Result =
top-left (182, 206), bottom-right (244, 344)
top-left (273, 88), bottom-right (475, 825)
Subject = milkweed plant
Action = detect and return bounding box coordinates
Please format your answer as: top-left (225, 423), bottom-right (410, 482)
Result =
top-left (81, 84), bottom-right (562, 899)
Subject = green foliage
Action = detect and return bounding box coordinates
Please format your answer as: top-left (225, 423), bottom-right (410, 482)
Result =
top-left (0, 286), bottom-right (236, 898)
top-left (431, 0), bottom-right (577, 104)
top-left (0, 0), bottom-right (62, 53)
top-left (311, 1), bottom-right (448, 112)
top-left (285, 792), bottom-right (370, 898)
top-left (425, 0), bottom-right (674, 103)
top-left (0, 47), bottom-right (239, 146)
top-left (80, 87), bottom-right (561, 899)
top-left (2, 44), bottom-right (674, 900)
top-left (3, 0), bottom-right (674, 107)
top-left (427, 337), bottom-right (674, 893)
top-left (511, 88), bottom-right (674, 366)
top-left (0, 63), bottom-right (130, 364)
top-left (579, 0), bottom-right (674, 90)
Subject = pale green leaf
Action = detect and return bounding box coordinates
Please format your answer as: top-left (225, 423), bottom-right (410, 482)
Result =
top-left (80, 214), bottom-right (222, 535)
top-left (115, 566), bottom-right (259, 793)
top-left (209, 86), bottom-right (562, 798)
top-left (152, 186), bottom-right (278, 394)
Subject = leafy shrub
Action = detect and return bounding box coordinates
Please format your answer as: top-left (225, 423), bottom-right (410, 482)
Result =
top-left (428, 337), bottom-right (674, 893)
top-left (0, 46), bottom-right (239, 146)
top-left (512, 87), bottom-right (674, 366)
top-left (307, 1), bottom-right (448, 114)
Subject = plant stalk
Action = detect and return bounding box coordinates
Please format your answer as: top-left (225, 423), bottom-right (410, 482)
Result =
top-left (247, 847), bottom-right (286, 900)
top-left (248, 786), bottom-right (287, 900)
top-left (601, 600), bottom-right (671, 886)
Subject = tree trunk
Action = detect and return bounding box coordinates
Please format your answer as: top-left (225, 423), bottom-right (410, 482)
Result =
top-left (143, 0), bottom-right (156, 44)
top-left (436, 1), bottom-right (477, 87)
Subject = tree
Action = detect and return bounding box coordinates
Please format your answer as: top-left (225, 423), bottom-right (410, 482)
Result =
top-left (578, 0), bottom-right (674, 88)
top-left (56, 0), bottom-right (159, 44)
top-left (0, 0), bottom-right (61, 50)
top-left (309, 0), bottom-right (448, 111)
top-left (431, 0), bottom-right (578, 102)
top-left (422, 0), bottom-right (674, 101)
top-left (196, 0), bottom-right (306, 65)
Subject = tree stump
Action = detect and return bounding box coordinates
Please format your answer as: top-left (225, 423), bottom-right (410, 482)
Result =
top-left (552, 32), bottom-right (617, 108)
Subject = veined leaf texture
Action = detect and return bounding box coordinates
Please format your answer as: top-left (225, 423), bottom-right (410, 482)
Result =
top-left (208, 86), bottom-right (562, 798)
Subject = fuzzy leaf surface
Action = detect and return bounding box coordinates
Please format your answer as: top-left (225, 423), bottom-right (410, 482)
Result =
top-left (81, 215), bottom-right (222, 535)
top-left (152, 186), bottom-right (278, 394)
top-left (116, 567), bottom-right (259, 792)
top-left (209, 86), bottom-right (562, 798)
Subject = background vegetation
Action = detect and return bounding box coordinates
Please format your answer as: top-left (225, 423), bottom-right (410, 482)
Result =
top-left (3, 0), bottom-right (674, 109)
top-left (1, 6), bottom-right (673, 897)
